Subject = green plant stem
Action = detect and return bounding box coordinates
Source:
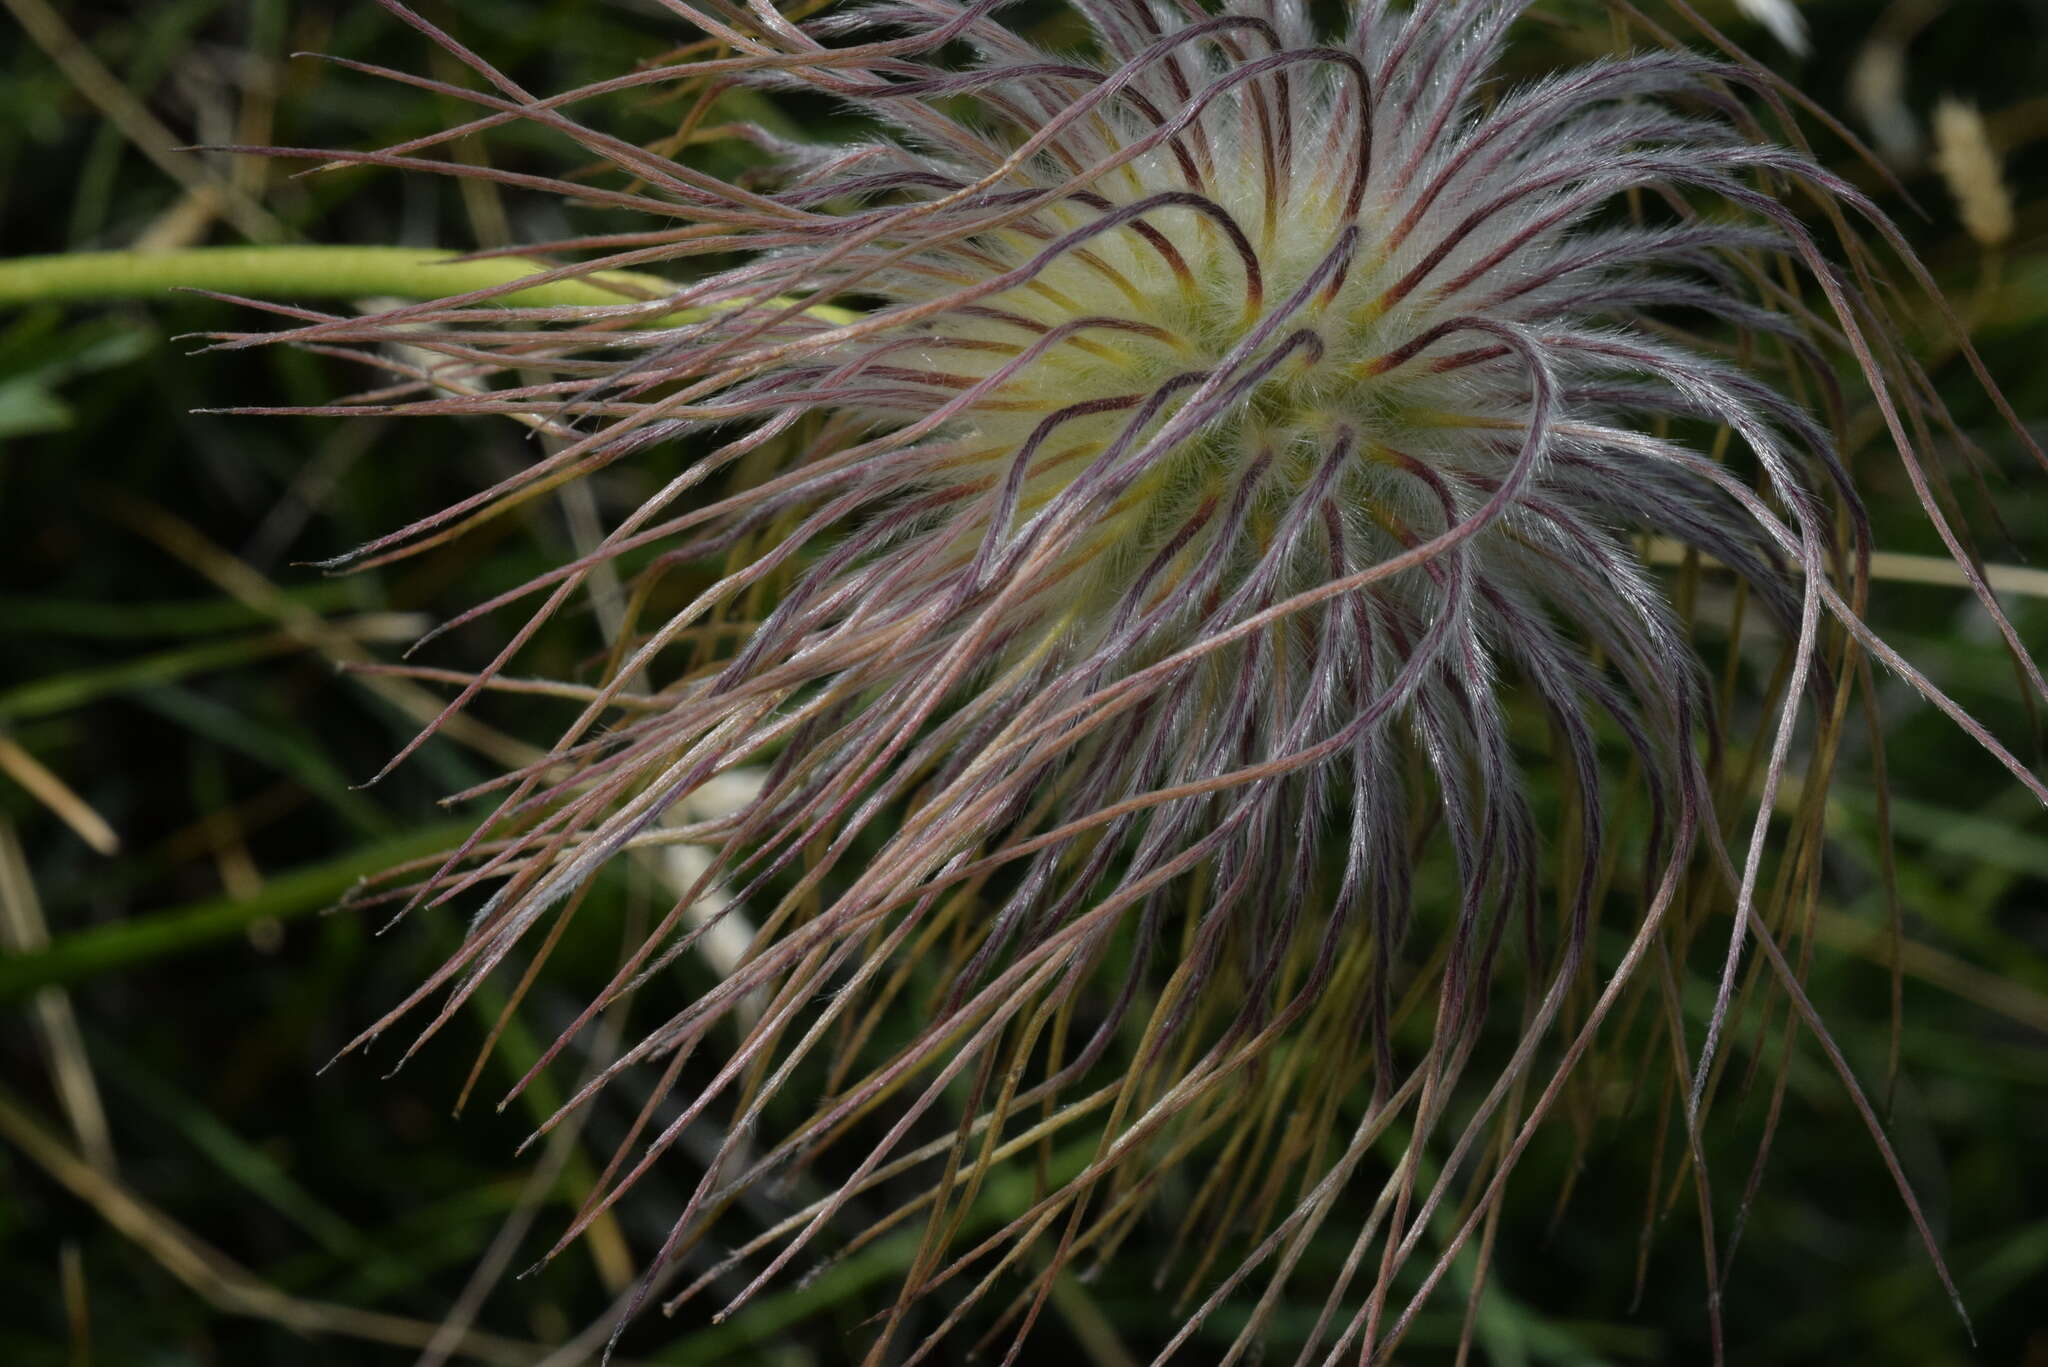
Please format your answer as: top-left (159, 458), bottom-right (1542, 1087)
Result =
top-left (0, 822), bottom-right (468, 1002)
top-left (0, 245), bottom-right (856, 325)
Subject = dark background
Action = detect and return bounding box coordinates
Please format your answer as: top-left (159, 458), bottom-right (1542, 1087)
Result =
top-left (2, 1), bottom-right (2045, 1363)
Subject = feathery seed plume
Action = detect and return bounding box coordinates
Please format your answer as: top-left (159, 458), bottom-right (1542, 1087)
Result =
top-left (227, 1), bottom-right (2046, 1360)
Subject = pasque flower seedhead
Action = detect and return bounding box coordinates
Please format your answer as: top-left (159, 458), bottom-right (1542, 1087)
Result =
top-left (234, 0), bottom-right (2046, 1360)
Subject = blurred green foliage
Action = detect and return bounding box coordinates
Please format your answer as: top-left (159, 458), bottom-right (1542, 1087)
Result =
top-left (1, 1), bottom-right (2044, 1364)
